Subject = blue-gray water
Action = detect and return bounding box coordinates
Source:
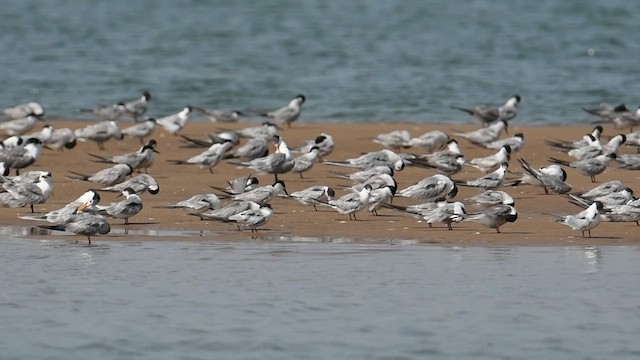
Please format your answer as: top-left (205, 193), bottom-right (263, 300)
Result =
top-left (1, 0), bottom-right (639, 124)
top-left (2, 237), bottom-right (640, 360)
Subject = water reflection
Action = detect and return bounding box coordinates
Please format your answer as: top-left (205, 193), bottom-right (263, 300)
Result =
top-left (563, 246), bottom-right (602, 274)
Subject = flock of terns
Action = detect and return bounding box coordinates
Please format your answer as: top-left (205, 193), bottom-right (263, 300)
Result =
top-left (1, 92), bottom-right (640, 244)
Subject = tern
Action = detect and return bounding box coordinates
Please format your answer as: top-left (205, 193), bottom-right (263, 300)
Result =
top-left (231, 135), bottom-right (294, 181)
top-left (0, 137), bottom-right (42, 175)
top-left (228, 180), bottom-right (288, 205)
top-left (38, 208), bottom-right (110, 245)
top-left (398, 174), bottom-right (457, 202)
top-left (155, 193), bottom-right (222, 215)
top-left (123, 91), bottom-right (151, 121)
top-left (197, 201), bottom-right (261, 221)
top-left (452, 95), bottom-right (521, 126)
top-left (464, 204), bottom-right (518, 233)
top-left (512, 158), bottom-right (572, 194)
top-left (326, 184), bottom-right (373, 220)
top-left (67, 164), bottom-right (133, 186)
top-left (191, 106), bottom-right (243, 123)
top-left (20, 190), bottom-right (102, 224)
top-left (258, 94), bottom-right (305, 128)
top-left (454, 120), bottom-right (509, 145)
top-left (2, 102), bottom-right (45, 119)
top-left (95, 187), bottom-right (143, 224)
top-left (549, 153), bottom-right (616, 183)
top-left (89, 139), bottom-right (159, 173)
top-left (457, 162), bottom-right (509, 190)
top-left (0, 115), bottom-right (44, 136)
top-left (226, 204), bottom-right (273, 232)
top-left (74, 120), bottom-right (123, 150)
top-left (550, 201), bottom-right (604, 238)
top-left (79, 103), bottom-right (126, 121)
top-left (167, 140), bottom-right (234, 173)
top-left (157, 106), bottom-right (192, 135)
top-left (1, 171), bottom-right (52, 212)
top-left (324, 149), bottom-right (405, 171)
top-left (289, 185), bottom-right (335, 211)
top-left (121, 118), bottom-right (157, 144)
top-left (291, 146), bottom-right (321, 178)
top-left (100, 174), bottom-right (160, 195)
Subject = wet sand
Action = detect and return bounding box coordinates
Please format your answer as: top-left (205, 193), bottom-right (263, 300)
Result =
top-left (3, 119), bottom-right (639, 246)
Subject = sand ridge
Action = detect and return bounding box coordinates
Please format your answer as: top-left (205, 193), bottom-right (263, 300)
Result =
top-left (2, 119), bottom-right (639, 246)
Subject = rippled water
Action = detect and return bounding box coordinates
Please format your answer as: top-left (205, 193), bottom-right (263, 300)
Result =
top-left (1, 0), bottom-right (639, 124)
top-left (2, 237), bottom-right (640, 359)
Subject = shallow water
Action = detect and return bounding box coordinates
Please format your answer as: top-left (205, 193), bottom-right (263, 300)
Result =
top-left (1, 0), bottom-right (639, 124)
top-left (2, 237), bottom-right (640, 360)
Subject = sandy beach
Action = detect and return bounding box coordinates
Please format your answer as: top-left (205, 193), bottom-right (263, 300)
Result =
top-left (2, 119), bottom-right (638, 246)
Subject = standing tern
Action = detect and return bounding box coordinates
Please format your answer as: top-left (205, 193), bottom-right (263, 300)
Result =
top-left (2, 102), bottom-right (45, 119)
top-left (615, 153), bottom-right (640, 170)
top-left (512, 158), bottom-right (572, 194)
top-left (66, 163), bottom-right (133, 186)
top-left (572, 180), bottom-right (625, 200)
top-left (95, 187), bottom-right (143, 224)
top-left (372, 130), bottom-right (411, 151)
top-left (197, 201), bottom-right (261, 221)
top-left (89, 139), bottom-right (159, 173)
top-left (121, 118), bottom-right (157, 144)
top-left (367, 185), bottom-right (396, 216)
top-left (167, 140), bottom-right (234, 173)
top-left (289, 185), bottom-right (335, 211)
top-left (549, 153), bottom-right (617, 183)
top-left (422, 200), bottom-right (467, 230)
top-left (180, 131), bottom-right (240, 148)
top-left (326, 184), bottom-right (373, 220)
top-left (481, 133), bottom-right (525, 153)
top-left (20, 190), bottom-right (102, 224)
top-left (550, 201), bottom-right (604, 238)
top-left (226, 137), bottom-right (269, 161)
top-left (44, 127), bottom-right (77, 150)
top-left (1, 171), bottom-right (52, 212)
top-left (100, 174), bottom-right (160, 195)
top-left (457, 162), bottom-right (509, 190)
top-left (296, 133), bottom-right (334, 159)
top-left (79, 103), bottom-right (126, 121)
top-left (324, 149), bottom-right (405, 171)
top-left (156, 106), bottom-right (192, 135)
top-left (74, 120), bottom-right (123, 150)
top-left (0, 115), bottom-right (44, 136)
top-left (228, 180), bottom-right (288, 205)
top-left (123, 91), bottom-right (151, 121)
top-left (398, 174), bottom-right (457, 202)
top-left (468, 145), bottom-right (511, 172)
top-left (155, 193), bottom-right (221, 215)
top-left (226, 204), bottom-right (273, 232)
top-left (464, 190), bottom-right (515, 207)
top-left (258, 94), bottom-right (305, 128)
top-left (191, 106), bottom-right (243, 123)
top-left (454, 120), bottom-right (509, 145)
top-left (0, 137), bottom-right (43, 175)
top-left (545, 126), bottom-right (603, 150)
top-left (452, 95), bottom-right (521, 126)
top-left (329, 165), bottom-right (394, 183)
top-left (231, 135), bottom-right (294, 181)
top-left (291, 146), bottom-right (321, 178)
top-left (38, 208), bottom-right (111, 245)
top-left (405, 130), bottom-right (450, 152)
top-left (464, 204), bottom-right (518, 233)
top-left (210, 175), bottom-right (260, 195)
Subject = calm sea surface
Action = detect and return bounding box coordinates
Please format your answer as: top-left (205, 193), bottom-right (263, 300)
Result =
top-left (1, 0), bottom-right (639, 124)
top-left (1, 237), bottom-right (640, 359)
